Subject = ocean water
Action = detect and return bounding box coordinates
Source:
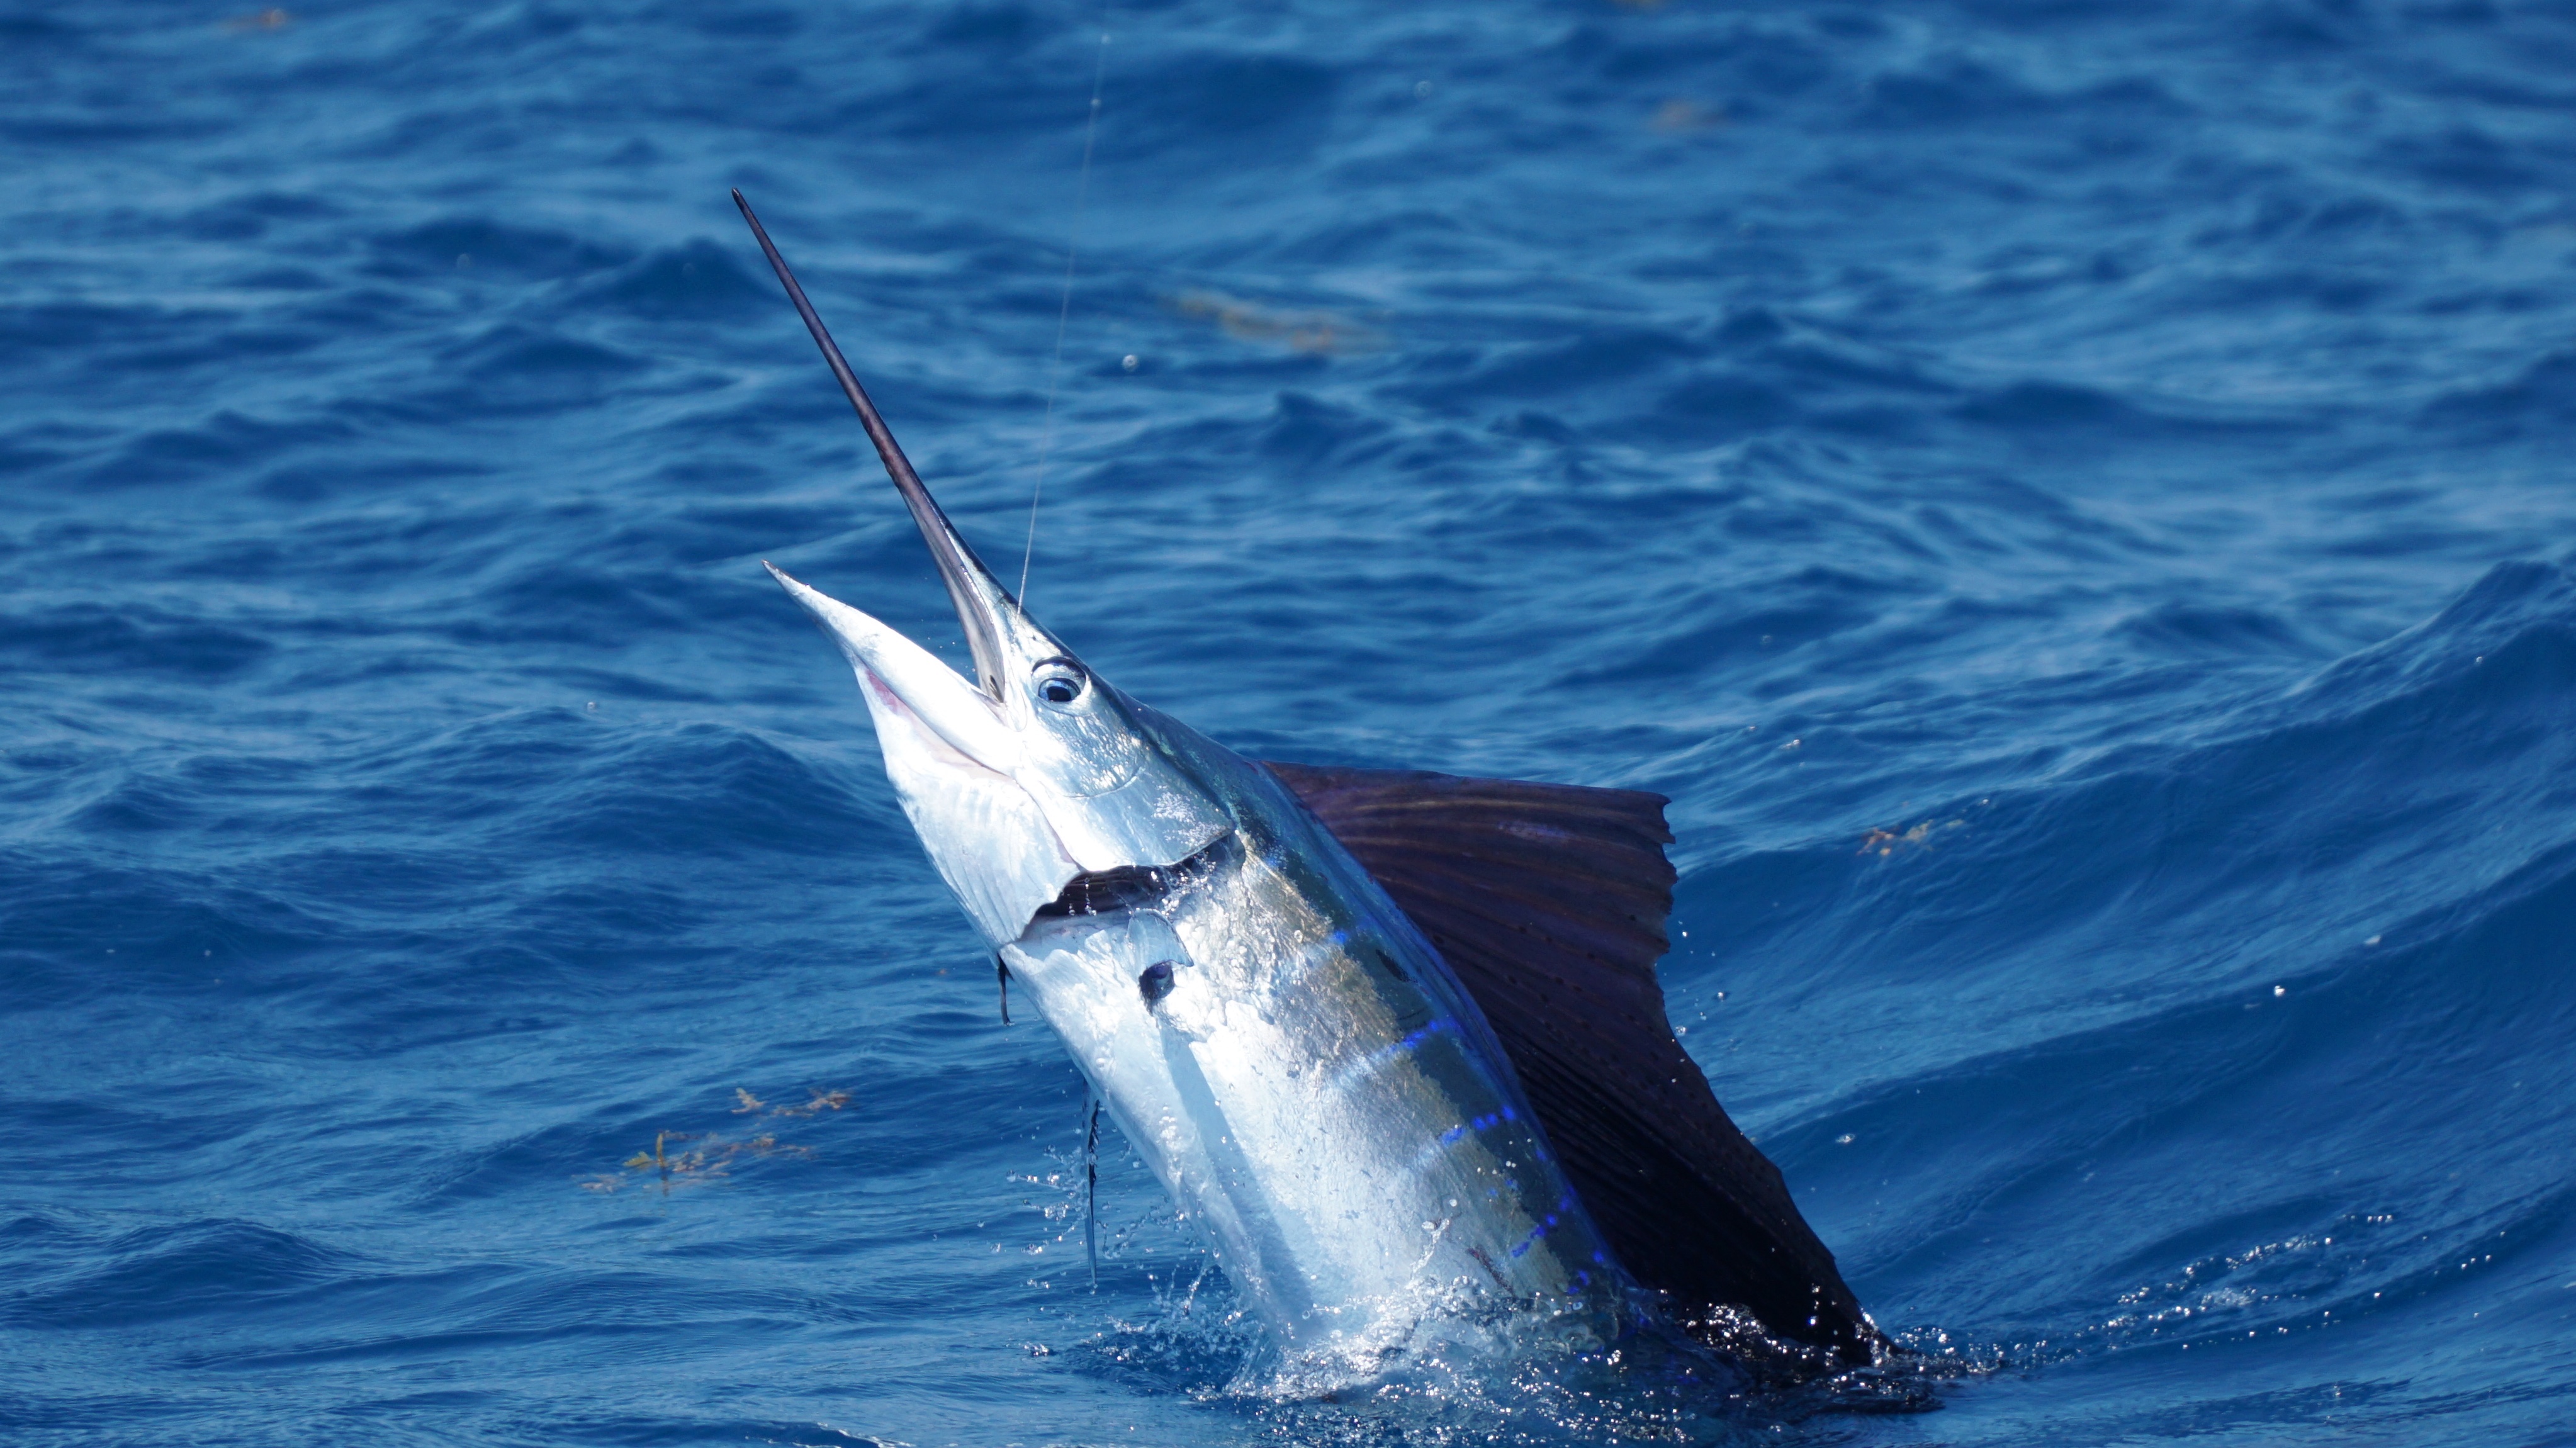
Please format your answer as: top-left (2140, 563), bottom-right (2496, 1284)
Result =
top-left (6, 0), bottom-right (2575, 1442)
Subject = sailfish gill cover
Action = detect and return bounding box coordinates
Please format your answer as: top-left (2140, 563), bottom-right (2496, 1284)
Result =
top-left (3, 1), bottom-right (2573, 1445)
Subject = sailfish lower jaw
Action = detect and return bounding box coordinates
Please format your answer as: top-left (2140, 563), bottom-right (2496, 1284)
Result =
top-left (775, 564), bottom-right (1230, 938)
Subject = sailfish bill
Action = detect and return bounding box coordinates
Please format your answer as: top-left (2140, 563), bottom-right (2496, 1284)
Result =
top-left (733, 190), bottom-right (1880, 1372)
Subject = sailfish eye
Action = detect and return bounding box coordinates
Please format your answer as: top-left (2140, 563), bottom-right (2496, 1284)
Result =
top-left (1032, 658), bottom-right (1088, 706)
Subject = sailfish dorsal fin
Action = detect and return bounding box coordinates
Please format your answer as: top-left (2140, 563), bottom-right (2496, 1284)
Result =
top-left (1260, 761), bottom-right (1879, 1366)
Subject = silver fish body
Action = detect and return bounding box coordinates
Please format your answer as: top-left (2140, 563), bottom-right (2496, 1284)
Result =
top-left (999, 714), bottom-right (1628, 1362)
top-left (777, 544), bottom-right (1631, 1362)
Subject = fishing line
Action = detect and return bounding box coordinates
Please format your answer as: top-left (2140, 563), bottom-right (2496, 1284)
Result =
top-left (1018, 6), bottom-right (1113, 606)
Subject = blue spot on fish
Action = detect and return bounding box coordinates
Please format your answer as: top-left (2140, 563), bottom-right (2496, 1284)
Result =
top-left (1507, 1218), bottom-right (1552, 1261)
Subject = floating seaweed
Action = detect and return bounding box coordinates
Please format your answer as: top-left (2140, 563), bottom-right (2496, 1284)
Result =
top-left (1168, 291), bottom-right (1385, 356)
top-left (1649, 99), bottom-right (1730, 133)
top-left (578, 1086), bottom-right (845, 1193)
top-left (1859, 819), bottom-right (1967, 857)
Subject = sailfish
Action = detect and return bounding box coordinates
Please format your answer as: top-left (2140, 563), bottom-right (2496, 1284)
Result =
top-left (733, 192), bottom-right (1879, 1376)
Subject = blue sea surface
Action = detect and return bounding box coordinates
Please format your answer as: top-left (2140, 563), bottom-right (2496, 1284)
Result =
top-left (6, 1), bottom-right (2576, 1442)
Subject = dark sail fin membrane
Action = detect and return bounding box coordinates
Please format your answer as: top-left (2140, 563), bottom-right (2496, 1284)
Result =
top-left (1261, 761), bottom-right (1879, 1365)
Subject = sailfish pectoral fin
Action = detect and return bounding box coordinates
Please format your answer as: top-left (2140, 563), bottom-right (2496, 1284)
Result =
top-left (1261, 760), bottom-right (1882, 1367)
